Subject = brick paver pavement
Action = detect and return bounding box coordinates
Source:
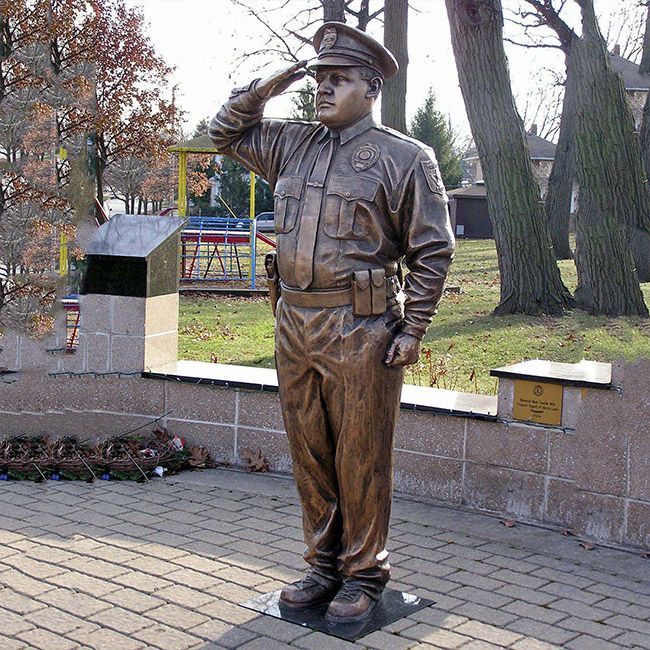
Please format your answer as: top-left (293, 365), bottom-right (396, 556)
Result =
top-left (0, 469), bottom-right (648, 649)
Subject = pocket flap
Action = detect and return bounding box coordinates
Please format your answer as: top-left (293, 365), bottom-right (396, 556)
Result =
top-left (328, 175), bottom-right (378, 201)
top-left (274, 176), bottom-right (303, 199)
top-left (353, 270), bottom-right (370, 290)
top-left (370, 269), bottom-right (385, 288)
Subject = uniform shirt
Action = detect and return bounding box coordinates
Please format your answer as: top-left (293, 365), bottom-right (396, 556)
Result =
top-left (209, 80), bottom-right (455, 340)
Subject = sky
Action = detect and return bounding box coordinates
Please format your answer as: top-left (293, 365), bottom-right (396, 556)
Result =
top-left (122, 0), bottom-right (633, 141)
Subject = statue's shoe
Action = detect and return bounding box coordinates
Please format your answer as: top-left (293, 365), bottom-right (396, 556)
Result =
top-left (279, 574), bottom-right (341, 608)
top-left (325, 582), bottom-right (379, 623)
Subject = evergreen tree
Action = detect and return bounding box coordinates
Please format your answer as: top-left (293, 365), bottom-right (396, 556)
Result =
top-left (289, 80), bottom-right (316, 121)
top-left (409, 89), bottom-right (463, 189)
top-left (193, 118), bottom-right (209, 137)
top-left (217, 157), bottom-right (249, 216)
top-left (217, 157), bottom-right (273, 218)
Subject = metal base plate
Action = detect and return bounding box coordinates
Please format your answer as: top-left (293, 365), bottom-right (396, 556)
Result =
top-left (241, 588), bottom-right (434, 642)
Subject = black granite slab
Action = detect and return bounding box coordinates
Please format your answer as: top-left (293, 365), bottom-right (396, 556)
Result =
top-left (81, 214), bottom-right (187, 298)
top-left (490, 359), bottom-right (612, 389)
top-left (241, 589), bottom-right (434, 642)
top-left (86, 214), bottom-right (186, 258)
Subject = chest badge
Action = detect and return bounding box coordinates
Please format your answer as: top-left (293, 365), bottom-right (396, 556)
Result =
top-left (352, 143), bottom-right (380, 172)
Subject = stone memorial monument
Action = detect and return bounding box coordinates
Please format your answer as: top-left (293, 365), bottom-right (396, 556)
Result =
top-left (209, 22), bottom-right (454, 628)
top-left (81, 213), bottom-right (186, 373)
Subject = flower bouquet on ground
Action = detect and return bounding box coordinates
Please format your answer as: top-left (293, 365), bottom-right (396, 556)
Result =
top-left (0, 436), bottom-right (52, 481)
top-left (0, 427), bottom-right (214, 482)
top-left (48, 436), bottom-right (96, 481)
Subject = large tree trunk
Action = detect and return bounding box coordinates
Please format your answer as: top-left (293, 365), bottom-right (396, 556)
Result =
top-left (357, 0), bottom-right (371, 31)
top-left (381, 0), bottom-right (408, 133)
top-left (92, 133), bottom-right (104, 222)
top-left (634, 5), bottom-right (650, 282)
top-left (321, 0), bottom-right (346, 22)
top-left (639, 4), bottom-right (650, 76)
top-left (445, 0), bottom-right (573, 315)
top-left (545, 46), bottom-right (578, 260)
top-left (571, 1), bottom-right (648, 315)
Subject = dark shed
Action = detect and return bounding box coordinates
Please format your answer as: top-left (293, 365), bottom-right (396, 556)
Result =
top-left (448, 183), bottom-right (491, 239)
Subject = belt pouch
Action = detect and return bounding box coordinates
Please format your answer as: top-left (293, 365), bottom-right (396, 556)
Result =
top-left (352, 270), bottom-right (372, 316)
top-left (370, 269), bottom-right (387, 315)
top-left (265, 252), bottom-right (280, 316)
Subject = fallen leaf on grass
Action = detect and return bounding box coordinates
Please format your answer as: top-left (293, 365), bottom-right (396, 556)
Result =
top-left (241, 447), bottom-right (269, 473)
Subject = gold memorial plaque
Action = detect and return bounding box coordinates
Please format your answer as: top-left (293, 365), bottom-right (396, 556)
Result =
top-left (513, 380), bottom-right (563, 426)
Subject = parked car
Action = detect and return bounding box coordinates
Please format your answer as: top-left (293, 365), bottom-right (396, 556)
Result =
top-left (255, 212), bottom-right (275, 233)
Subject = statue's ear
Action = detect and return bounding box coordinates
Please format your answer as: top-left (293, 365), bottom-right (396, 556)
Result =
top-left (367, 76), bottom-right (382, 99)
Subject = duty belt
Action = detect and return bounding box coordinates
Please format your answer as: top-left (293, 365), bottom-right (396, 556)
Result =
top-left (280, 272), bottom-right (399, 315)
top-left (280, 283), bottom-right (352, 308)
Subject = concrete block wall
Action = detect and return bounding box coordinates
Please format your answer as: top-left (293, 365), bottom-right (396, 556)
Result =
top-left (1, 359), bottom-right (647, 552)
top-left (0, 279), bottom-right (648, 552)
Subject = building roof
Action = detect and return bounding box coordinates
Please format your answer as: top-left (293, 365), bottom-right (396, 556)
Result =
top-left (448, 183), bottom-right (487, 198)
top-left (168, 134), bottom-right (217, 153)
top-left (610, 53), bottom-right (650, 91)
top-left (464, 131), bottom-right (556, 162)
top-left (526, 133), bottom-right (556, 160)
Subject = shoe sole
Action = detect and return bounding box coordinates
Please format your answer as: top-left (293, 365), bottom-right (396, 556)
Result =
top-left (325, 599), bottom-right (378, 624)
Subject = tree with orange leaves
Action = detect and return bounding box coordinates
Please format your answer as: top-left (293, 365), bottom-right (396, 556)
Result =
top-left (1, 0), bottom-right (180, 334)
top-left (91, 0), bottom-right (178, 216)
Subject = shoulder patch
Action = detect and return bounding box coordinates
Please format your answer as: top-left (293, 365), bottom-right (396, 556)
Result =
top-left (421, 160), bottom-right (444, 195)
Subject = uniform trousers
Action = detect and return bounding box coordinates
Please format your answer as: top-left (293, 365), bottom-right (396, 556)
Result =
top-left (275, 297), bottom-right (405, 599)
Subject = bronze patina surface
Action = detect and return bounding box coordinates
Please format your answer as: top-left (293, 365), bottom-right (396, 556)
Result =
top-left (209, 21), bottom-right (454, 621)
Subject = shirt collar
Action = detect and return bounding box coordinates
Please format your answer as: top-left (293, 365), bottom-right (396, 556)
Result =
top-left (318, 113), bottom-right (377, 145)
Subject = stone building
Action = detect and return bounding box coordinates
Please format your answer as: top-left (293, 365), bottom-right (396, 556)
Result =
top-left (454, 128), bottom-right (558, 238)
top-left (462, 127), bottom-right (556, 198)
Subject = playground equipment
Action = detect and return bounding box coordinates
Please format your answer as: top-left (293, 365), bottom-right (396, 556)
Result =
top-left (181, 216), bottom-right (257, 286)
top-left (180, 216), bottom-right (276, 288)
top-left (62, 295), bottom-right (80, 351)
top-left (169, 134), bottom-right (275, 289)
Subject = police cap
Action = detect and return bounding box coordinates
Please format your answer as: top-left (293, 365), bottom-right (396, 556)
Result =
top-left (311, 22), bottom-right (398, 80)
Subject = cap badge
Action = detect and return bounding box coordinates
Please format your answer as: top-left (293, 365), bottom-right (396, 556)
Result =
top-left (421, 159), bottom-right (445, 195)
top-left (352, 143), bottom-right (380, 171)
top-left (322, 27), bottom-right (337, 50)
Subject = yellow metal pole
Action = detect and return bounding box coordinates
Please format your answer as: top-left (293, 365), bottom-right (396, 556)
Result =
top-left (249, 171), bottom-right (257, 289)
top-left (59, 232), bottom-right (67, 277)
top-left (249, 171), bottom-right (256, 220)
top-left (178, 151), bottom-right (187, 217)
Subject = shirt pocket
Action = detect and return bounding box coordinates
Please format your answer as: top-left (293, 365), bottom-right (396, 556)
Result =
top-left (273, 176), bottom-right (303, 233)
top-left (324, 175), bottom-right (379, 240)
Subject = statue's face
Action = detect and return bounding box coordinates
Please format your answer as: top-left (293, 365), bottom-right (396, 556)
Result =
top-left (314, 66), bottom-right (374, 129)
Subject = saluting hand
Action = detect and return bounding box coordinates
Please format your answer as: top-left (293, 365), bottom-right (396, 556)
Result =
top-left (384, 332), bottom-right (421, 367)
top-left (256, 61), bottom-right (308, 101)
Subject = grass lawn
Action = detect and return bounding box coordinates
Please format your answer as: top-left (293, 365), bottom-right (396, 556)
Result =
top-left (179, 239), bottom-right (650, 394)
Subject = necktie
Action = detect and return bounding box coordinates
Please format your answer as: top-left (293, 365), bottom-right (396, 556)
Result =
top-left (294, 136), bottom-right (336, 289)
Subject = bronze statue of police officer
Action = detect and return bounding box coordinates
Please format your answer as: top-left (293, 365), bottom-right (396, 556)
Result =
top-left (210, 22), bottom-right (454, 622)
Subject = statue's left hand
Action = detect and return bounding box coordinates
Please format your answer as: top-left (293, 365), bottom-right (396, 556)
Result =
top-left (384, 332), bottom-right (421, 367)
